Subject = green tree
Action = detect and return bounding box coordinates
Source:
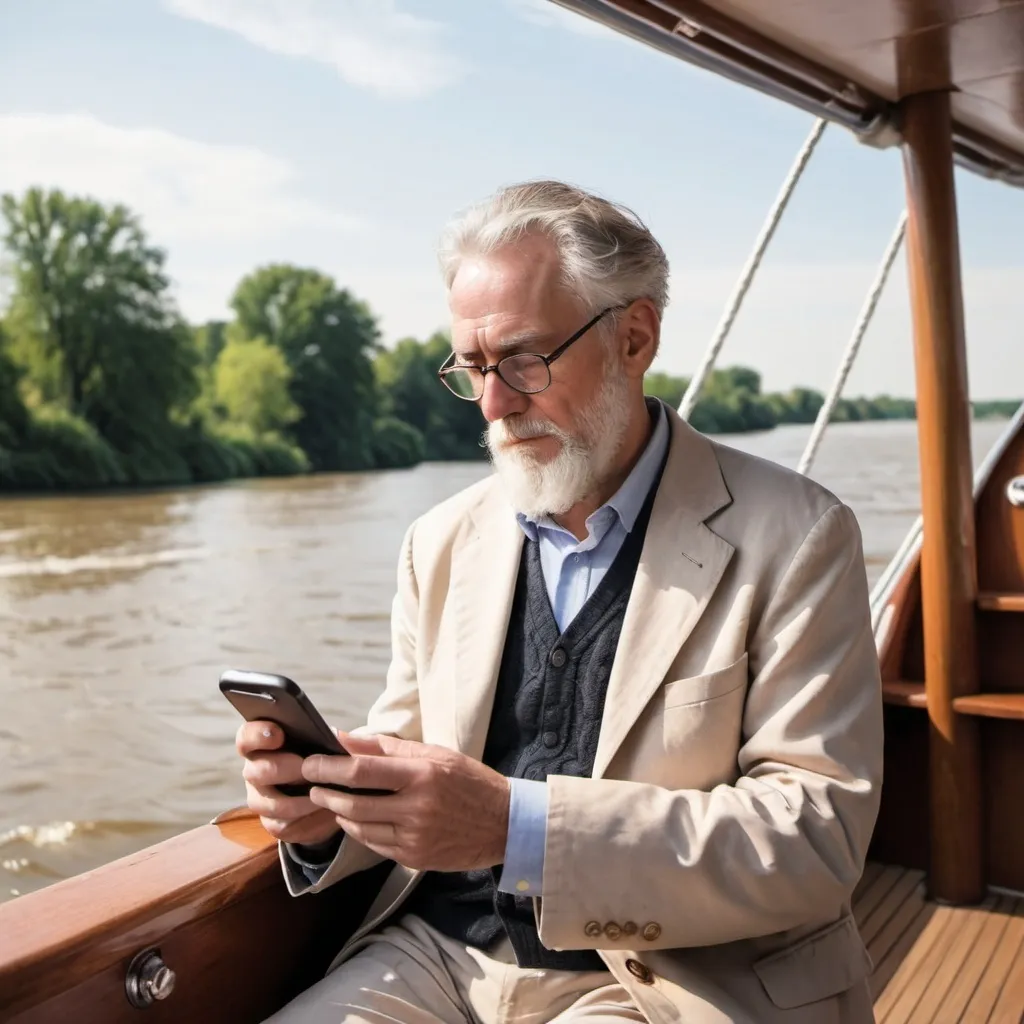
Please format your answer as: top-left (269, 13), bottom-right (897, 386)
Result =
top-left (973, 400), bottom-right (1019, 419)
top-left (643, 367), bottom-right (778, 433)
top-left (371, 416), bottom-right (425, 468)
top-left (643, 371), bottom-right (689, 410)
top-left (214, 333), bottom-right (299, 435)
top-left (229, 264), bottom-right (380, 471)
top-left (1, 188), bottom-right (199, 481)
top-left (765, 387), bottom-right (825, 424)
top-left (375, 331), bottom-right (486, 461)
top-left (0, 324), bottom-right (30, 448)
top-left (709, 366), bottom-right (762, 397)
top-left (194, 320), bottom-right (228, 367)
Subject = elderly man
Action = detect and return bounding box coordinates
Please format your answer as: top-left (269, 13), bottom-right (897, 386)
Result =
top-left (238, 180), bottom-right (884, 1024)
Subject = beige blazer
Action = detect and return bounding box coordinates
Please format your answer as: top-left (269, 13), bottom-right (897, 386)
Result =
top-left (282, 404), bottom-right (884, 1024)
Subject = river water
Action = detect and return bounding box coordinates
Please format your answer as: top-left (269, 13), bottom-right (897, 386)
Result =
top-left (0, 419), bottom-right (1011, 902)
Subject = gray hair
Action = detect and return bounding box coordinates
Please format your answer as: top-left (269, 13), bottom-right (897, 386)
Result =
top-left (437, 180), bottom-right (670, 323)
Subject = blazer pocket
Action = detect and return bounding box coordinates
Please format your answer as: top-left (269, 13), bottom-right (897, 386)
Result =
top-left (752, 914), bottom-right (872, 1009)
top-left (658, 652), bottom-right (749, 710)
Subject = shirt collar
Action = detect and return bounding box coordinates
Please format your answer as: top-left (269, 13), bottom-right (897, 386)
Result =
top-left (515, 398), bottom-right (669, 541)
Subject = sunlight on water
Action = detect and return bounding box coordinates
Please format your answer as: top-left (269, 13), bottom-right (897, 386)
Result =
top-left (0, 547), bottom-right (209, 579)
top-left (0, 821), bottom-right (82, 848)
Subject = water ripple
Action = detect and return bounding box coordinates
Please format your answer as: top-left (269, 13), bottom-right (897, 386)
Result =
top-left (0, 547), bottom-right (209, 579)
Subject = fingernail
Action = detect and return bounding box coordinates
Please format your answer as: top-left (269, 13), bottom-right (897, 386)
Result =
top-left (262, 728), bottom-right (272, 739)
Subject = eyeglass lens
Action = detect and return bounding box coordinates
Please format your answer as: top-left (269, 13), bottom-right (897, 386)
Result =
top-left (445, 353), bottom-right (552, 399)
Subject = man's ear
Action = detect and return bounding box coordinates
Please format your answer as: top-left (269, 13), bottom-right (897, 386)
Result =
top-left (619, 299), bottom-right (660, 379)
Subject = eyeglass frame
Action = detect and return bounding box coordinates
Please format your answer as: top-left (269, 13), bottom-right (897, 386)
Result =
top-left (436, 303), bottom-right (627, 401)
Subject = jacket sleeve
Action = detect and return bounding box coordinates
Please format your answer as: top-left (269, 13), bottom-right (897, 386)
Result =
top-left (535, 502), bottom-right (884, 950)
top-left (279, 518), bottom-right (423, 896)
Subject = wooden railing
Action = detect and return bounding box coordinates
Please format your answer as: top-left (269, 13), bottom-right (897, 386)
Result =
top-left (0, 810), bottom-right (382, 1024)
top-left (871, 388), bottom-right (1024, 896)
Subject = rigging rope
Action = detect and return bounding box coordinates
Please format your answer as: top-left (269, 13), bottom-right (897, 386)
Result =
top-left (679, 117), bottom-right (827, 421)
top-left (797, 210), bottom-right (908, 476)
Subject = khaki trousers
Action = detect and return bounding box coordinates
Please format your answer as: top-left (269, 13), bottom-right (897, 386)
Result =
top-left (264, 914), bottom-right (645, 1024)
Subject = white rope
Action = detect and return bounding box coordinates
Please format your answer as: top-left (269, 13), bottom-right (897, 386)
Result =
top-left (679, 117), bottom-right (827, 421)
top-left (796, 210), bottom-right (908, 477)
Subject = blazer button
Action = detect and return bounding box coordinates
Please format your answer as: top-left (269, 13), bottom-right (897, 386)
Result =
top-left (584, 921), bottom-right (602, 937)
top-left (625, 959), bottom-right (654, 984)
top-left (550, 648), bottom-right (567, 668)
top-left (603, 922), bottom-right (622, 940)
top-left (642, 922), bottom-right (661, 942)
top-left (622, 921), bottom-right (637, 936)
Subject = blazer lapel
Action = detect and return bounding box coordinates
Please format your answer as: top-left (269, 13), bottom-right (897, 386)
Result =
top-left (593, 411), bottom-right (736, 778)
top-left (449, 485), bottom-right (524, 761)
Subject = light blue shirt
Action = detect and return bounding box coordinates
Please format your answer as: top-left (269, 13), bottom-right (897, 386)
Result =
top-left (496, 400), bottom-right (669, 897)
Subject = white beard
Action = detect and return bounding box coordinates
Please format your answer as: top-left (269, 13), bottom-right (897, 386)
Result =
top-left (485, 369), bottom-right (632, 520)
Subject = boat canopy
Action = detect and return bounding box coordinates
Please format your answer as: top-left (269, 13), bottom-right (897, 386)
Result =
top-left (553, 0), bottom-right (1024, 187)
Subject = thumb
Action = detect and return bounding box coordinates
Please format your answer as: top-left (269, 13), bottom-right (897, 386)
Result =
top-left (335, 730), bottom-right (385, 755)
top-left (337, 730), bottom-right (426, 759)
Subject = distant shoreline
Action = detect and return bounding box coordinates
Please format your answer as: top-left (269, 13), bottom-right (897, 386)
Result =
top-left (2, 414), bottom-right (1016, 501)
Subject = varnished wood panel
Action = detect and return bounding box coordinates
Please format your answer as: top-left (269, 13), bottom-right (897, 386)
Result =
top-left (868, 706), bottom-right (931, 874)
top-left (901, 88), bottom-right (984, 906)
top-left (953, 692), bottom-right (1024, 720)
top-left (878, 559), bottom-right (924, 685)
top-left (983, 719), bottom-right (1024, 893)
top-left (0, 813), bottom-right (392, 1022)
top-left (869, 409), bottom-right (1024, 897)
top-left (8, 877), bottom-right (325, 1024)
top-left (976, 611), bottom-right (1024, 693)
top-left (881, 680), bottom-right (927, 708)
top-left (0, 816), bottom-right (276, 1011)
top-left (977, 592), bottom-right (1024, 612)
top-left (976, 416), bottom-right (1024, 594)
top-left (639, 0), bottom-right (1024, 160)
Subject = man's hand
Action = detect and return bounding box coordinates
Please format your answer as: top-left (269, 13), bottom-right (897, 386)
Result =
top-left (237, 721), bottom-right (342, 847)
top-left (303, 733), bottom-right (511, 872)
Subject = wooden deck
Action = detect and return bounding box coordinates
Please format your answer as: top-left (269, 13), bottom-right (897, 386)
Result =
top-left (855, 862), bottom-right (1024, 1022)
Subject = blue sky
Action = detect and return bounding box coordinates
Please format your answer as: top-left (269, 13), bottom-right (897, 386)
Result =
top-left (1, 0), bottom-right (1021, 398)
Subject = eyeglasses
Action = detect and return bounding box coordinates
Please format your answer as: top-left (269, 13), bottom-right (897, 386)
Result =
top-left (437, 305), bottom-right (622, 401)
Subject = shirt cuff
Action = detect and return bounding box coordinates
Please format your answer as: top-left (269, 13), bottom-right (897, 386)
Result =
top-left (283, 834), bottom-right (342, 885)
top-left (496, 777), bottom-right (548, 897)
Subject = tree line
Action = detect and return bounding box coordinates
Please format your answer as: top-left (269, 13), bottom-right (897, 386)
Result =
top-left (0, 188), bottom-right (1018, 492)
top-left (643, 371), bottom-right (1017, 435)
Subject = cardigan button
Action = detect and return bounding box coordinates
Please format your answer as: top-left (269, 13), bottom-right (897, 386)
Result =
top-left (550, 648), bottom-right (567, 668)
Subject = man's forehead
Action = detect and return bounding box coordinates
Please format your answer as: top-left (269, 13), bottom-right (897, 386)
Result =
top-left (450, 250), bottom-right (556, 309)
top-left (446, 240), bottom-right (585, 358)
top-left (450, 313), bottom-right (555, 358)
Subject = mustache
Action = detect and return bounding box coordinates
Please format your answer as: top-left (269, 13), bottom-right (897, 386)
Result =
top-left (488, 416), bottom-right (562, 444)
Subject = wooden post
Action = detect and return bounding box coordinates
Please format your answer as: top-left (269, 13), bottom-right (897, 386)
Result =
top-left (900, 90), bottom-right (984, 905)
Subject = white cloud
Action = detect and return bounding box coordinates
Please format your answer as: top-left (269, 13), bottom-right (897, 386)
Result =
top-left (0, 112), bottom-right (359, 244)
top-left (162, 0), bottom-right (466, 99)
top-left (508, 0), bottom-right (627, 40)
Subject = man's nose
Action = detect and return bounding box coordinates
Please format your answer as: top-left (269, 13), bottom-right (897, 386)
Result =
top-left (479, 371), bottom-right (529, 423)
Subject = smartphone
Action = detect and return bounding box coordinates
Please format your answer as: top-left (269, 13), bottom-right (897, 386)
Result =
top-left (219, 669), bottom-right (388, 796)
